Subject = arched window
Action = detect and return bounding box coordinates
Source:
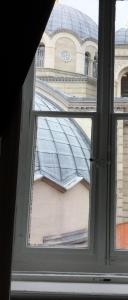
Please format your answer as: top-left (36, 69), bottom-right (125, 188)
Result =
top-left (93, 52), bottom-right (98, 78)
top-left (121, 72), bottom-right (128, 97)
top-left (84, 52), bottom-right (90, 76)
top-left (36, 44), bottom-right (45, 68)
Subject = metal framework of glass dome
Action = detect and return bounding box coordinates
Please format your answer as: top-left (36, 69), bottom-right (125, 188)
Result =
top-left (45, 3), bottom-right (128, 45)
top-left (115, 28), bottom-right (128, 44)
top-left (45, 4), bottom-right (98, 41)
top-left (34, 93), bottom-right (90, 188)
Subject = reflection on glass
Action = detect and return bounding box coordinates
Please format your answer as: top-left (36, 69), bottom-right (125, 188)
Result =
top-left (116, 120), bottom-right (128, 249)
top-left (28, 116), bottom-right (92, 248)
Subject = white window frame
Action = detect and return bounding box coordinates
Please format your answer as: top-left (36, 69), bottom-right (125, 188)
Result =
top-left (12, 0), bottom-right (128, 283)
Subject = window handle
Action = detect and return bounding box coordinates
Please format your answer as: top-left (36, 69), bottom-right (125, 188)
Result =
top-left (90, 158), bottom-right (111, 167)
top-left (90, 157), bottom-right (95, 162)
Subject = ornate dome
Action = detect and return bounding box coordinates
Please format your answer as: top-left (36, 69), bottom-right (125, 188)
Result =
top-left (45, 4), bottom-right (98, 41)
top-left (34, 93), bottom-right (90, 188)
top-left (115, 28), bottom-right (128, 44)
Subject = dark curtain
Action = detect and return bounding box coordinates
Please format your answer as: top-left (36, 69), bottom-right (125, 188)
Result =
top-left (0, 2), bottom-right (55, 299)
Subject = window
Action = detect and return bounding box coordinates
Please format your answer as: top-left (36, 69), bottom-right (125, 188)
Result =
top-left (12, 0), bottom-right (128, 283)
top-left (35, 44), bottom-right (45, 68)
top-left (121, 72), bottom-right (128, 97)
top-left (84, 52), bottom-right (90, 76)
top-left (93, 53), bottom-right (98, 78)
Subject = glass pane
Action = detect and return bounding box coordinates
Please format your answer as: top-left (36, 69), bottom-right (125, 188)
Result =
top-left (34, 0), bottom-right (99, 112)
top-left (28, 117), bottom-right (92, 248)
top-left (116, 119), bottom-right (128, 249)
top-left (114, 0), bottom-right (128, 112)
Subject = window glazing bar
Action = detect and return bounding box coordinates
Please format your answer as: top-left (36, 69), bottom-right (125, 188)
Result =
top-left (32, 111), bottom-right (96, 118)
top-left (95, 0), bottom-right (116, 265)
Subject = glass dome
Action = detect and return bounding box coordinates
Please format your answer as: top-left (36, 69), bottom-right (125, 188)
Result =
top-left (45, 4), bottom-right (98, 41)
top-left (34, 93), bottom-right (90, 188)
top-left (115, 28), bottom-right (128, 44)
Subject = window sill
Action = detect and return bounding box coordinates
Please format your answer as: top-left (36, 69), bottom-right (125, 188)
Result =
top-left (11, 281), bottom-right (128, 297)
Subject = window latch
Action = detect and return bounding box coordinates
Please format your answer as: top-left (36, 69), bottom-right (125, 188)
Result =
top-left (90, 158), bottom-right (111, 167)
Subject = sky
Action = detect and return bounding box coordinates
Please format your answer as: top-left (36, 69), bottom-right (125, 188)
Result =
top-left (60, 0), bottom-right (128, 30)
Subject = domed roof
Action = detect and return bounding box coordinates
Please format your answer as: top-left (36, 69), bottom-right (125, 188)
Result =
top-left (115, 28), bottom-right (128, 44)
top-left (34, 93), bottom-right (90, 188)
top-left (45, 4), bottom-right (98, 41)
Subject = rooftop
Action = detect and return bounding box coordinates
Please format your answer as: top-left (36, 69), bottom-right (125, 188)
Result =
top-left (45, 4), bottom-right (128, 45)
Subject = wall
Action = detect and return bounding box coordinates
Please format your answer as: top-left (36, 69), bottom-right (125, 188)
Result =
top-left (29, 180), bottom-right (89, 245)
top-left (55, 37), bottom-right (76, 72)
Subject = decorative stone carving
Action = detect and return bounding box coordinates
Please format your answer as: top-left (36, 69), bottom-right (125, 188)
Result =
top-left (60, 50), bottom-right (72, 62)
